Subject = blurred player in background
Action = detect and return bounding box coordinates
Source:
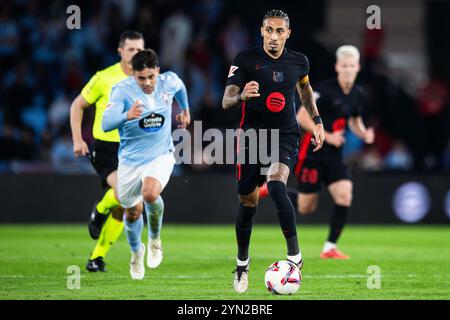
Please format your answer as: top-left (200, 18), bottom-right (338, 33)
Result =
top-left (102, 49), bottom-right (190, 280)
top-left (222, 9), bottom-right (324, 293)
top-left (260, 45), bottom-right (375, 259)
top-left (70, 31), bottom-right (144, 272)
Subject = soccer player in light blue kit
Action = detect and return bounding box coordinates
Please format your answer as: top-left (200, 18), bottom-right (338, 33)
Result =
top-left (103, 49), bottom-right (190, 280)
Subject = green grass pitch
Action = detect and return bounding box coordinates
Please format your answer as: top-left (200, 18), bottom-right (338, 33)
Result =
top-left (0, 224), bottom-right (449, 300)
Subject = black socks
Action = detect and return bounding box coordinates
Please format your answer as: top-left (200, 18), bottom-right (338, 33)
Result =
top-left (267, 181), bottom-right (299, 256)
top-left (287, 189), bottom-right (298, 212)
top-left (235, 204), bottom-right (256, 261)
top-left (327, 204), bottom-right (349, 243)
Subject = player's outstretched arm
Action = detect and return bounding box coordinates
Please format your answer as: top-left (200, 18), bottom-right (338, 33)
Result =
top-left (348, 116), bottom-right (375, 144)
top-left (222, 81), bottom-right (260, 110)
top-left (70, 94), bottom-right (91, 157)
top-left (296, 77), bottom-right (325, 151)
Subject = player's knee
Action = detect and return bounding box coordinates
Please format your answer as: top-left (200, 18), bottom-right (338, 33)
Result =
top-left (239, 195), bottom-right (258, 207)
top-left (125, 207), bottom-right (141, 222)
top-left (240, 199), bottom-right (258, 208)
top-left (298, 201), bottom-right (317, 215)
top-left (143, 192), bottom-right (159, 204)
top-left (142, 188), bottom-right (160, 204)
top-left (334, 192), bottom-right (352, 207)
top-left (111, 207), bottom-right (124, 221)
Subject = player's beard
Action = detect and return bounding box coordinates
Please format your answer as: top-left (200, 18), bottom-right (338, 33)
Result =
top-left (267, 41), bottom-right (280, 55)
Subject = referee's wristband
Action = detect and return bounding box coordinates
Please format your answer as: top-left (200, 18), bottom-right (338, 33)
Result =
top-left (312, 116), bottom-right (323, 125)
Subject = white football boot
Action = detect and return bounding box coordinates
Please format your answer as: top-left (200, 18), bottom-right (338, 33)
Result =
top-left (233, 261), bottom-right (250, 293)
top-left (147, 237), bottom-right (163, 269)
top-left (130, 243), bottom-right (145, 280)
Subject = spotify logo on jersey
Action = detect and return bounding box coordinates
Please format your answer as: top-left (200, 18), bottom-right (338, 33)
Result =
top-left (266, 92), bottom-right (285, 113)
top-left (139, 113), bottom-right (165, 132)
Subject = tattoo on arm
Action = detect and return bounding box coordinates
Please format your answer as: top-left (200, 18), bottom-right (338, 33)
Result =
top-left (296, 80), bottom-right (320, 118)
top-left (222, 85), bottom-right (241, 110)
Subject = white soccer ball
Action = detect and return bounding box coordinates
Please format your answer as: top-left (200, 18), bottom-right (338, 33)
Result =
top-left (264, 260), bottom-right (301, 295)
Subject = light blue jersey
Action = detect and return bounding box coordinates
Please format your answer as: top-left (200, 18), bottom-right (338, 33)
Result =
top-left (102, 71), bottom-right (189, 166)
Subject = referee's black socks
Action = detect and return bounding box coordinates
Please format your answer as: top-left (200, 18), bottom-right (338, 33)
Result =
top-left (267, 180), bottom-right (299, 256)
top-left (235, 204), bottom-right (256, 262)
top-left (327, 204), bottom-right (349, 243)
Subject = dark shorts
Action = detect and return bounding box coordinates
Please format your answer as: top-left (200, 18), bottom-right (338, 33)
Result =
top-left (89, 139), bottom-right (119, 189)
top-left (236, 133), bottom-right (299, 195)
top-left (296, 156), bottom-right (351, 194)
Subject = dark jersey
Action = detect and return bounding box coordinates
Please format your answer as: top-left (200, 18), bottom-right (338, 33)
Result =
top-left (300, 78), bottom-right (365, 161)
top-left (226, 46), bottom-right (310, 135)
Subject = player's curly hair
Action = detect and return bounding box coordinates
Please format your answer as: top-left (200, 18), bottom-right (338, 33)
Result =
top-left (263, 9), bottom-right (290, 27)
top-left (131, 49), bottom-right (159, 71)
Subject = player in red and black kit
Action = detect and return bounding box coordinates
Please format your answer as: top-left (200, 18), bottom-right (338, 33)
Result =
top-left (222, 9), bottom-right (325, 293)
top-left (261, 45), bottom-right (375, 259)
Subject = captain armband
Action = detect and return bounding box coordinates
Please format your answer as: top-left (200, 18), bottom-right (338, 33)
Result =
top-left (299, 75), bottom-right (309, 85)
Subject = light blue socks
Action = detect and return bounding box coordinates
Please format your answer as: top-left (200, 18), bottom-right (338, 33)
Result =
top-left (144, 196), bottom-right (164, 240)
top-left (124, 214), bottom-right (143, 252)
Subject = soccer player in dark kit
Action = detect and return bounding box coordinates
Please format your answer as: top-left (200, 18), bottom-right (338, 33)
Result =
top-left (261, 45), bottom-right (375, 259)
top-left (222, 9), bottom-right (325, 293)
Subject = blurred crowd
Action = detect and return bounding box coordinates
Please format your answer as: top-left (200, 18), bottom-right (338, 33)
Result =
top-left (0, 0), bottom-right (449, 174)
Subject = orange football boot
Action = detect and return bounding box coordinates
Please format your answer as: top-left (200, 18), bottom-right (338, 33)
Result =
top-left (320, 248), bottom-right (350, 259)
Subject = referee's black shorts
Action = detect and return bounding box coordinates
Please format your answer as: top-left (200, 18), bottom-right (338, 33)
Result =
top-left (89, 139), bottom-right (119, 189)
top-left (236, 132), bottom-right (299, 196)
